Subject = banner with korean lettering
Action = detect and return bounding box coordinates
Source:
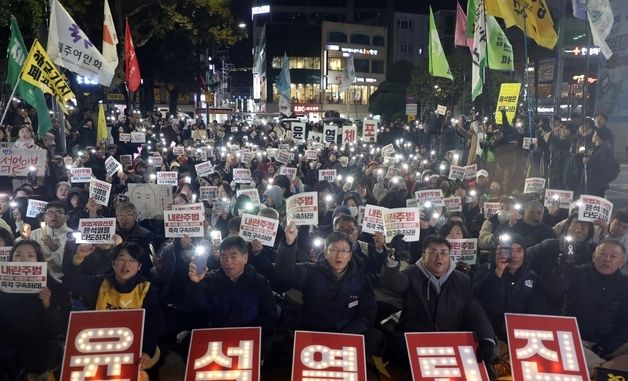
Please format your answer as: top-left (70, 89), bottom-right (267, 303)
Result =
top-left (276, 150), bottom-right (294, 164)
top-left (157, 171), bottom-right (178, 186)
top-left (0, 147), bottom-right (46, 177)
top-left (236, 188), bottom-right (261, 206)
top-left (199, 186), bottom-right (218, 201)
top-left (279, 166), bottom-right (297, 179)
top-left (287, 192), bottom-right (319, 226)
top-left (304, 150), bottom-right (318, 161)
top-left (323, 124), bottom-right (338, 145)
top-left (61, 310), bottom-right (144, 381)
top-left (0, 247), bottom-right (11, 262)
top-left (362, 119), bottom-right (378, 142)
top-left (292, 122), bottom-right (306, 144)
top-left (104, 156), bottom-right (122, 177)
top-left (0, 262), bottom-right (47, 293)
top-left (195, 161), bottom-right (214, 177)
top-left (148, 155), bottom-right (163, 168)
top-left (544, 189), bottom-right (574, 209)
top-left (463, 164), bottom-right (477, 181)
top-left (495, 83), bottom-right (521, 124)
top-left (448, 165), bottom-right (466, 181)
top-left (233, 168), bottom-right (253, 184)
top-left (444, 196), bottom-right (462, 212)
top-left (405, 332), bottom-right (490, 381)
top-left (361, 204), bottom-right (386, 235)
top-left (239, 213), bottom-right (279, 247)
top-left (342, 125), bottom-right (357, 144)
top-left (383, 207), bottom-right (421, 243)
top-left (164, 208), bottom-right (205, 238)
top-left (505, 313), bottom-right (589, 381)
top-left (319, 169), bottom-right (337, 182)
top-left (483, 202), bottom-right (500, 218)
top-left (130, 132), bottom-right (145, 143)
top-left (578, 195), bottom-right (613, 224)
top-left (26, 199), bottom-right (48, 218)
top-left (77, 218), bottom-right (116, 244)
top-left (90, 178), bottom-right (112, 206)
top-left (185, 327), bottom-right (261, 381)
top-left (292, 331), bottom-right (367, 381)
top-left (523, 177), bottom-right (546, 194)
top-left (448, 238), bottom-right (478, 264)
top-left (70, 167), bottom-right (92, 183)
top-left (416, 189), bottom-right (445, 208)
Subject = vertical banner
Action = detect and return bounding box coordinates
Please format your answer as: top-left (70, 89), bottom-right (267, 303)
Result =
top-left (342, 125), bottom-right (357, 144)
top-left (61, 310), bottom-right (145, 381)
top-left (286, 192), bottom-right (319, 226)
top-left (362, 119), bottom-right (378, 142)
top-left (495, 83), bottom-right (521, 124)
top-left (323, 124), bottom-right (338, 145)
top-left (184, 327), bottom-right (261, 381)
top-left (291, 122), bottom-right (306, 144)
top-left (292, 331), bottom-right (367, 381)
top-left (506, 313), bottom-right (589, 381)
top-left (405, 332), bottom-right (490, 381)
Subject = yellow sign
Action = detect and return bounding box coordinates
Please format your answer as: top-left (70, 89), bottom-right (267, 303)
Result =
top-left (20, 39), bottom-right (75, 109)
top-left (495, 83), bottom-right (521, 125)
top-left (407, 115), bottom-right (416, 122)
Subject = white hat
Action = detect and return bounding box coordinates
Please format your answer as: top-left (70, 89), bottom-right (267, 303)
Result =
top-left (476, 169), bottom-right (489, 178)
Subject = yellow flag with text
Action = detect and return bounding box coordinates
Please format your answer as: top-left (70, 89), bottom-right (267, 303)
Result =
top-left (485, 0), bottom-right (558, 49)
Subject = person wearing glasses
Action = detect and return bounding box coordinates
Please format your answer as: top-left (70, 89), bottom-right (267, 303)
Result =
top-left (276, 223), bottom-right (382, 359)
top-left (380, 234), bottom-right (496, 373)
top-left (28, 201), bottom-right (73, 281)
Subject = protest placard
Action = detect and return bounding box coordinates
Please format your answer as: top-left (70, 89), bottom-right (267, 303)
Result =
top-left (0, 246), bottom-right (11, 262)
top-left (342, 125), bottom-right (357, 144)
top-left (276, 150), bottom-right (294, 164)
top-left (195, 148), bottom-right (208, 162)
top-left (278, 143), bottom-right (290, 151)
top-left (495, 83), bottom-right (521, 124)
top-left (444, 196), bottom-right (462, 212)
top-left (308, 131), bottom-right (322, 143)
top-left (361, 205), bottom-right (386, 235)
top-left (484, 202), bottom-right (500, 218)
top-left (0, 147), bottom-right (47, 177)
top-left (240, 149), bottom-right (252, 163)
top-left (89, 178), bottom-right (112, 206)
top-left (126, 183), bottom-right (173, 220)
top-left (415, 189), bottom-right (445, 207)
top-left (199, 186), bottom-right (218, 201)
top-left (357, 206), bottom-right (365, 226)
top-left (448, 165), bottom-right (466, 181)
top-left (119, 155), bottom-right (132, 170)
top-left (323, 124), bottom-right (338, 145)
top-left (172, 146), bottom-right (185, 155)
top-left (26, 199), bottom-right (48, 218)
top-left (406, 199), bottom-right (418, 207)
top-left (70, 167), bottom-right (92, 183)
top-left (286, 192), bottom-right (319, 226)
top-left (381, 144), bottom-right (395, 157)
top-left (233, 168), bottom-right (253, 183)
top-left (148, 155), bottom-right (163, 168)
top-left (239, 213), bottom-right (279, 247)
top-left (578, 195), bottom-right (613, 224)
top-left (544, 189), bottom-right (574, 209)
top-left (436, 104), bottom-right (447, 115)
top-left (195, 161), bottom-right (214, 177)
top-left (522, 137), bottom-right (538, 149)
top-left (236, 188), bottom-right (261, 206)
top-left (291, 122), bottom-right (306, 143)
top-left (383, 207), bottom-right (421, 243)
top-left (304, 150), bottom-right (318, 160)
top-left (0, 262), bottom-right (47, 293)
top-left (76, 218), bottom-right (116, 244)
top-left (448, 238), bottom-right (478, 264)
top-left (130, 132), bottom-right (145, 143)
top-left (523, 177), bottom-right (546, 193)
top-left (362, 119), bottom-right (378, 142)
top-left (104, 156), bottom-right (122, 177)
top-left (164, 208), bottom-right (205, 237)
top-left (119, 132), bottom-right (131, 142)
top-left (318, 169), bottom-right (337, 182)
top-left (464, 164), bottom-right (477, 181)
top-left (279, 166), bottom-right (298, 179)
top-left (157, 171), bottom-right (178, 186)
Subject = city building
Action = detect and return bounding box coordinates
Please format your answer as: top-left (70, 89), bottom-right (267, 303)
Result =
top-left (389, 12), bottom-right (428, 67)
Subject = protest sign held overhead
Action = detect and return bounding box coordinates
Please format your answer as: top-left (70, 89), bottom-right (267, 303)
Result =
top-left (239, 213), bottom-right (279, 247)
top-left (286, 192), bottom-right (318, 226)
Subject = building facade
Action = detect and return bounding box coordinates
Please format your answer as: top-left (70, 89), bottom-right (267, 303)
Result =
top-left (389, 12), bottom-right (428, 66)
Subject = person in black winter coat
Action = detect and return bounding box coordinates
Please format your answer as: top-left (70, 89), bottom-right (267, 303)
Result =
top-left (584, 128), bottom-right (619, 197)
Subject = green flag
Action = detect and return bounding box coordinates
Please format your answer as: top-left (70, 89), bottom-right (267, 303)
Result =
top-left (6, 16), bottom-right (52, 137)
top-left (487, 16), bottom-right (514, 71)
top-left (429, 7), bottom-right (453, 80)
top-left (466, 0), bottom-right (476, 39)
top-left (471, 0), bottom-right (487, 101)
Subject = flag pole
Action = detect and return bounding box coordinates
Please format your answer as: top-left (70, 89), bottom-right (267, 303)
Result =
top-left (521, 10), bottom-right (534, 141)
top-left (482, 0), bottom-right (493, 119)
top-left (0, 79), bottom-right (20, 126)
top-left (581, 0), bottom-right (591, 116)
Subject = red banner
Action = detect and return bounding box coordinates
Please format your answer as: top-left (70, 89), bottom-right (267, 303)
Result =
top-left (506, 313), bottom-right (589, 381)
top-left (405, 332), bottom-right (490, 381)
top-left (125, 18), bottom-right (141, 92)
top-left (292, 330), bottom-right (367, 381)
top-left (185, 327), bottom-right (261, 381)
top-left (60, 309), bottom-right (145, 381)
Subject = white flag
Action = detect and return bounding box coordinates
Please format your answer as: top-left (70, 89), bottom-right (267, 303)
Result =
top-left (587, 0), bottom-right (614, 59)
top-left (339, 55), bottom-right (355, 92)
top-left (471, 0), bottom-right (487, 101)
top-left (47, 0), bottom-right (115, 86)
top-left (102, 0), bottom-right (118, 69)
top-left (277, 54), bottom-right (291, 116)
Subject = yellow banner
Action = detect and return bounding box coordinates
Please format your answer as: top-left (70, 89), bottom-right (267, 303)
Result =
top-left (20, 39), bottom-right (75, 109)
top-left (495, 83), bottom-right (521, 124)
top-left (485, 0), bottom-right (558, 49)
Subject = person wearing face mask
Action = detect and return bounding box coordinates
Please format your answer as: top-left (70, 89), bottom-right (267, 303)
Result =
top-left (506, 201), bottom-right (556, 247)
top-left (478, 197), bottom-right (520, 262)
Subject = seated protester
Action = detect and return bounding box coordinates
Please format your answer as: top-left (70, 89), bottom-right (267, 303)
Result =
top-left (472, 233), bottom-right (543, 340)
top-left (439, 219), bottom-right (470, 240)
top-left (276, 225), bottom-right (382, 357)
top-left (380, 235), bottom-right (497, 371)
top-left (248, 208), bottom-right (285, 292)
top-left (186, 236), bottom-right (278, 355)
top-left (28, 201), bottom-right (73, 281)
top-left (478, 196), bottom-right (519, 263)
top-left (509, 200), bottom-right (556, 247)
top-left (601, 208), bottom-right (628, 253)
top-left (65, 187), bottom-right (88, 230)
top-left (115, 202), bottom-right (155, 277)
top-left (262, 185), bottom-right (286, 225)
top-left (62, 242), bottom-right (160, 371)
top-left (0, 241), bottom-right (70, 381)
top-left (552, 240), bottom-right (628, 372)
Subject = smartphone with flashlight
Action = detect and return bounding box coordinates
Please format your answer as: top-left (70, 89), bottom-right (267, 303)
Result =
top-left (193, 245), bottom-right (209, 271)
top-left (499, 234), bottom-right (512, 261)
top-left (421, 202), bottom-right (433, 221)
top-left (210, 230), bottom-right (222, 247)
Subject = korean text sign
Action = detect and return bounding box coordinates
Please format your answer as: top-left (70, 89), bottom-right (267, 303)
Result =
top-left (405, 332), bottom-right (490, 381)
top-left (77, 218), bottom-right (116, 244)
top-left (239, 213), bottom-right (279, 247)
top-left (578, 195), bottom-right (613, 224)
top-left (60, 309), bottom-right (145, 381)
top-left (184, 327), bottom-right (261, 381)
top-left (164, 208), bottom-right (205, 238)
top-left (448, 238), bottom-right (478, 264)
top-left (233, 168), bottom-right (253, 184)
top-left (0, 262), bottom-right (47, 293)
top-left (90, 178), bottom-right (112, 206)
top-left (0, 147), bottom-right (46, 177)
top-left (70, 167), bottom-right (92, 183)
top-left (506, 313), bottom-right (589, 381)
top-left (292, 331), bottom-right (367, 381)
top-left (286, 192), bottom-right (319, 226)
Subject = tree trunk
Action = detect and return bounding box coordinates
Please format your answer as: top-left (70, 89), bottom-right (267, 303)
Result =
top-left (167, 85), bottom-right (179, 115)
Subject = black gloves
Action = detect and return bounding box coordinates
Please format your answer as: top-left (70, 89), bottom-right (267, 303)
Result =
top-left (477, 339), bottom-right (497, 380)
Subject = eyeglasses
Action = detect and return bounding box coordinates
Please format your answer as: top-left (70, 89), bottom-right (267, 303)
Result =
top-left (328, 248), bottom-right (352, 256)
top-left (425, 249), bottom-right (450, 256)
top-left (45, 210), bottom-right (66, 216)
top-left (114, 257), bottom-right (139, 265)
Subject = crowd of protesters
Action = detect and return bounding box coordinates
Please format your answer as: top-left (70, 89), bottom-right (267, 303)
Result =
top-left (0, 101), bottom-right (626, 381)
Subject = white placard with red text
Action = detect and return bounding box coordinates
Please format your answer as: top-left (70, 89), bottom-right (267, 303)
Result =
top-left (233, 168), bottom-right (253, 184)
top-left (239, 213), bottom-right (279, 247)
top-left (26, 199), bottom-right (48, 218)
top-left (90, 178), bottom-right (112, 206)
top-left (276, 150), bottom-right (294, 164)
top-left (506, 313), bottom-right (589, 381)
top-left (0, 262), bottom-right (47, 293)
top-left (444, 196), bottom-right (462, 212)
top-left (544, 189), bottom-right (574, 209)
top-left (148, 155), bottom-right (163, 168)
top-left (279, 166), bottom-right (298, 179)
top-left (0, 246), bottom-right (11, 262)
top-left (70, 167), bottom-right (93, 183)
top-left (448, 165), bottom-right (466, 181)
top-left (195, 161), bottom-right (214, 177)
top-left (130, 132), bottom-right (146, 143)
top-left (578, 195), bottom-right (613, 224)
top-left (318, 169), bottom-right (337, 182)
top-left (405, 332), bottom-right (490, 381)
top-left (292, 331), bottom-right (367, 381)
top-left (199, 186), bottom-right (218, 201)
top-left (105, 156), bottom-right (123, 177)
top-left (120, 155), bottom-right (132, 170)
top-left (77, 218), bottom-right (116, 244)
top-left (0, 147), bottom-right (46, 177)
top-left (164, 208), bottom-right (205, 238)
top-left (448, 238), bottom-right (478, 264)
top-left (361, 204), bottom-right (386, 235)
top-left (184, 327), bottom-right (261, 381)
top-left (60, 310), bottom-right (145, 381)
top-left (236, 188), bottom-right (261, 206)
top-left (463, 164), bottom-right (477, 181)
top-left (342, 125), bottom-right (357, 144)
top-left (286, 192), bottom-right (319, 226)
top-left (523, 177), bottom-right (546, 194)
top-left (383, 207), bottom-right (421, 243)
top-left (157, 171), bottom-right (178, 186)
top-left (362, 119), bottom-right (378, 142)
top-left (483, 202), bottom-right (500, 218)
top-left (415, 189), bottom-right (445, 208)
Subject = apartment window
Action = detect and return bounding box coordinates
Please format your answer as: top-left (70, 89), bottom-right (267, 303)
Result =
top-left (350, 33), bottom-right (370, 45)
top-left (397, 20), bottom-right (412, 30)
top-left (354, 59), bottom-right (369, 73)
top-left (272, 57), bottom-right (320, 69)
top-left (373, 35), bottom-right (385, 46)
top-left (399, 44), bottom-right (408, 54)
top-left (328, 31), bottom-right (347, 43)
top-left (371, 60), bottom-right (384, 74)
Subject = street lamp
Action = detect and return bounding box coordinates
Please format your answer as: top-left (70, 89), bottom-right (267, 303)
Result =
top-left (238, 22), bottom-right (246, 29)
